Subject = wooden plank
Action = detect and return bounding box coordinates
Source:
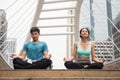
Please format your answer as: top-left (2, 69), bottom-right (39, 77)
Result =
top-left (0, 70), bottom-right (120, 78)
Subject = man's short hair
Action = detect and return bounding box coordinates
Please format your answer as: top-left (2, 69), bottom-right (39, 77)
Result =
top-left (30, 27), bottom-right (40, 34)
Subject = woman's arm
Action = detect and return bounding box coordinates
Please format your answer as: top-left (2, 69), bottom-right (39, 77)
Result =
top-left (91, 42), bottom-right (104, 63)
top-left (64, 42), bottom-right (77, 62)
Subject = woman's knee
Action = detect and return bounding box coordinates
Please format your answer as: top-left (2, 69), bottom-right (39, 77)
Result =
top-left (88, 62), bottom-right (104, 69)
top-left (64, 61), bottom-right (72, 68)
top-left (97, 62), bottom-right (104, 69)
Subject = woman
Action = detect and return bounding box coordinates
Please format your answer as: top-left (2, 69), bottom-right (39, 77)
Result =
top-left (64, 28), bottom-right (104, 69)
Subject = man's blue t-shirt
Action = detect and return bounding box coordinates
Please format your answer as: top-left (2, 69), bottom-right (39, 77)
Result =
top-left (22, 41), bottom-right (48, 60)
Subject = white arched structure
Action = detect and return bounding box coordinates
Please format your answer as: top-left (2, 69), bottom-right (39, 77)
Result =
top-left (25, 0), bottom-right (83, 58)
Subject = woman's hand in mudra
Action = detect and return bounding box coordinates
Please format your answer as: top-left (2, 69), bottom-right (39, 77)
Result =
top-left (99, 58), bottom-right (105, 63)
top-left (63, 57), bottom-right (70, 62)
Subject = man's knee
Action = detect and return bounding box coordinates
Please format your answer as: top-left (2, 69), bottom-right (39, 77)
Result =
top-left (13, 58), bottom-right (22, 64)
top-left (40, 59), bottom-right (52, 68)
top-left (42, 58), bottom-right (52, 65)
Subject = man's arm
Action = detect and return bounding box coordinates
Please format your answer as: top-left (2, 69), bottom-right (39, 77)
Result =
top-left (11, 51), bottom-right (26, 60)
top-left (44, 51), bottom-right (51, 59)
top-left (42, 42), bottom-right (51, 59)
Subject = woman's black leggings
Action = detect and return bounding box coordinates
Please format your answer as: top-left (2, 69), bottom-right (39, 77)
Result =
top-left (64, 61), bottom-right (103, 69)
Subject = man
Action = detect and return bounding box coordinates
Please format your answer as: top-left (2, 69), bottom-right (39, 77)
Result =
top-left (11, 27), bottom-right (52, 69)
